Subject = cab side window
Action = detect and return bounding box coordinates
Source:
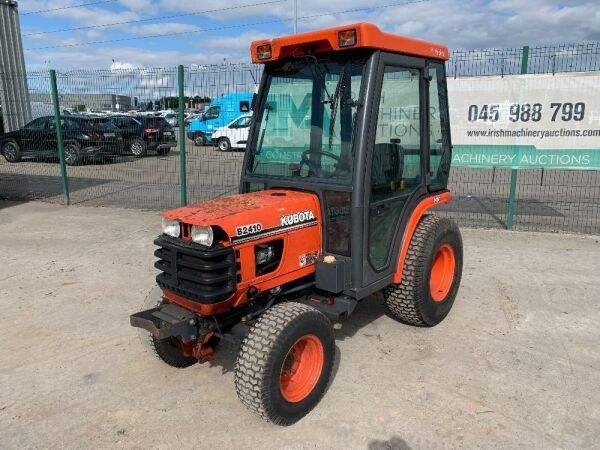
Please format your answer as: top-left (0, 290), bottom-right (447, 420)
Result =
top-left (368, 66), bottom-right (422, 271)
top-left (238, 116), bottom-right (251, 127)
top-left (428, 62), bottom-right (451, 191)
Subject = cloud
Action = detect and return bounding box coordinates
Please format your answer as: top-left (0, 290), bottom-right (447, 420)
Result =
top-left (25, 46), bottom-right (242, 70)
top-left (193, 31), bottom-right (273, 54)
top-left (129, 22), bottom-right (201, 36)
top-left (20, 0), bottom-right (600, 71)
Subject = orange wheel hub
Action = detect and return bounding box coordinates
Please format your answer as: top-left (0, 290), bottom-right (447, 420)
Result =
top-left (429, 244), bottom-right (456, 302)
top-left (280, 334), bottom-right (324, 403)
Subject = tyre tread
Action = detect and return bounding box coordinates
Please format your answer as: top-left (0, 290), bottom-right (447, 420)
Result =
top-left (234, 302), bottom-right (332, 425)
top-left (384, 215), bottom-right (458, 326)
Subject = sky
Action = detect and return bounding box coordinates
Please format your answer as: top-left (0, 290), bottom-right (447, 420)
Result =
top-left (17, 0), bottom-right (600, 70)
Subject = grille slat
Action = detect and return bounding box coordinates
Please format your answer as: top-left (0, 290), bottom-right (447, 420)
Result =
top-left (154, 235), bottom-right (236, 304)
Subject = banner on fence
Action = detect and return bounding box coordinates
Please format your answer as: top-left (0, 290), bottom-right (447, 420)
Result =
top-left (448, 72), bottom-right (600, 170)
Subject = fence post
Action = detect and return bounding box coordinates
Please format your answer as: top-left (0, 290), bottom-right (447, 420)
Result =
top-left (49, 69), bottom-right (70, 205)
top-left (506, 45), bottom-right (530, 230)
top-left (178, 64), bottom-right (187, 206)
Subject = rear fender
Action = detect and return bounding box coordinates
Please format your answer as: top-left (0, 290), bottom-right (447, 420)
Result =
top-left (392, 192), bottom-right (451, 284)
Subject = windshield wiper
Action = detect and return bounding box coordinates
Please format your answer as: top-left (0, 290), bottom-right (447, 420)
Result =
top-left (328, 66), bottom-right (347, 152)
top-left (294, 55), bottom-right (333, 103)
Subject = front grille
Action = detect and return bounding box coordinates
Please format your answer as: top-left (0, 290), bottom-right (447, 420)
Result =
top-left (154, 235), bottom-right (236, 303)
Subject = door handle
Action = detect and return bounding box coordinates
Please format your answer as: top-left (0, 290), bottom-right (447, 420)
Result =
top-left (370, 205), bottom-right (386, 217)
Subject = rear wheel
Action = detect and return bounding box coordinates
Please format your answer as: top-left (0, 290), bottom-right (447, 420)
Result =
top-left (130, 137), bottom-right (147, 157)
top-left (217, 138), bottom-right (231, 152)
top-left (64, 142), bottom-right (82, 166)
top-left (234, 302), bottom-right (335, 425)
top-left (193, 133), bottom-right (207, 146)
top-left (1, 140), bottom-right (21, 162)
top-left (384, 215), bottom-right (463, 327)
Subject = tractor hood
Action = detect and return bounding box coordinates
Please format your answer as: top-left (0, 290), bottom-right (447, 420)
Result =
top-left (162, 189), bottom-right (321, 244)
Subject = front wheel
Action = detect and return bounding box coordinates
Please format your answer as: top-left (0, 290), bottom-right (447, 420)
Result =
top-left (384, 215), bottom-right (463, 327)
top-left (217, 138), bottom-right (231, 152)
top-left (235, 302), bottom-right (335, 425)
top-left (150, 335), bottom-right (197, 368)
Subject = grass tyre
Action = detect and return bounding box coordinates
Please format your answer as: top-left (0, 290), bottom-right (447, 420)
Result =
top-left (64, 141), bottom-right (83, 166)
top-left (150, 335), bottom-right (197, 368)
top-left (217, 138), bottom-right (231, 152)
top-left (137, 286), bottom-right (196, 368)
top-left (384, 215), bottom-right (462, 327)
top-left (234, 302), bottom-right (335, 426)
top-left (1, 140), bottom-right (21, 162)
top-left (130, 137), bottom-right (147, 157)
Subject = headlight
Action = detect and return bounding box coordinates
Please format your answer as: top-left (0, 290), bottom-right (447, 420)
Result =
top-left (191, 225), bottom-right (214, 247)
top-left (161, 218), bottom-right (180, 238)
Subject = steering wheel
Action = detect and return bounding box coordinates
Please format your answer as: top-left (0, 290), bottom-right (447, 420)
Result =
top-left (299, 149), bottom-right (343, 176)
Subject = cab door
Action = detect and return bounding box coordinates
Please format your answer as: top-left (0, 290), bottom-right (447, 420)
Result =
top-left (363, 54), bottom-right (428, 285)
top-left (233, 115), bottom-right (252, 148)
top-left (21, 117), bottom-right (50, 154)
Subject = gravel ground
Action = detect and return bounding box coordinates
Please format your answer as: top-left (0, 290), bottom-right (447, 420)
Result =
top-left (0, 200), bottom-right (599, 449)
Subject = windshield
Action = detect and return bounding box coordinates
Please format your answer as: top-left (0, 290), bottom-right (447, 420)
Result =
top-left (246, 55), bottom-right (366, 184)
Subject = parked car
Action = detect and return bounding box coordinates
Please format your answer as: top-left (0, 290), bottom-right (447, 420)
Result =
top-left (163, 113), bottom-right (178, 127)
top-left (187, 92), bottom-right (254, 146)
top-left (211, 114), bottom-right (252, 151)
top-left (0, 115), bottom-right (123, 165)
top-left (185, 113), bottom-right (203, 126)
top-left (108, 115), bottom-right (177, 156)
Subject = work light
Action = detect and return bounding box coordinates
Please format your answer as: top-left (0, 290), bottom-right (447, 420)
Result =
top-left (338, 29), bottom-right (357, 47)
top-left (256, 44), bottom-right (272, 60)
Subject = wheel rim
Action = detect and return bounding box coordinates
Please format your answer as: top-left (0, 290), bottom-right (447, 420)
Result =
top-left (3, 143), bottom-right (16, 159)
top-left (280, 334), bottom-right (324, 403)
top-left (429, 244), bottom-right (456, 302)
top-left (131, 141), bottom-right (143, 155)
top-left (194, 135), bottom-right (204, 146)
top-left (219, 141), bottom-right (228, 151)
top-left (64, 146), bottom-right (77, 164)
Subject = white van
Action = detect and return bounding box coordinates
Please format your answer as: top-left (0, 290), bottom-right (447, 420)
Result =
top-left (211, 114), bottom-right (252, 151)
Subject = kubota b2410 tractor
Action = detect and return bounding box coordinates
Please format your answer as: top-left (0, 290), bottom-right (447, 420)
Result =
top-left (131, 23), bottom-right (463, 425)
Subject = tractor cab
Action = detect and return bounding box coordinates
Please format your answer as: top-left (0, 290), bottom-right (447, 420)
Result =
top-left (131, 23), bottom-right (462, 426)
top-left (242, 22), bottom-right (452, 296)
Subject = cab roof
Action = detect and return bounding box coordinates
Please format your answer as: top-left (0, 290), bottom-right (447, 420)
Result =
top-left (250, 22), bottom-right (448, 64)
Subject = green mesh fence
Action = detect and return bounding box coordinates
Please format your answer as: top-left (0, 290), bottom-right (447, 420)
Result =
top-left (0, 42), bottom-right (598, 234)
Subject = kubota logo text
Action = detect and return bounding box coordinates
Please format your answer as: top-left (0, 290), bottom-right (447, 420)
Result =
top-left (280, 210), bottom-right (316, 227)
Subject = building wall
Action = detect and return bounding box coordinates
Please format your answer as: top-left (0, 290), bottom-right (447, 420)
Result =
top-left (0, 0), bottom-right (30, 132)
top-left (29, 93), bottom-right (134, 112)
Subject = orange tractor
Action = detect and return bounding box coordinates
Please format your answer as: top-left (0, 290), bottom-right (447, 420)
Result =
top-left (131, 23), bottom-right (462, 425)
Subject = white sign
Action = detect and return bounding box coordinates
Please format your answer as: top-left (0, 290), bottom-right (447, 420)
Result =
top-left (448, 72), bottom-right (600, 169)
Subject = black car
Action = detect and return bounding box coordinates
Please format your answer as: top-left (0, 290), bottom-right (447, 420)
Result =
top-left (0, 115), bottom-right (123, 165)
top-left (109, 115), bottom-right (177, 156)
